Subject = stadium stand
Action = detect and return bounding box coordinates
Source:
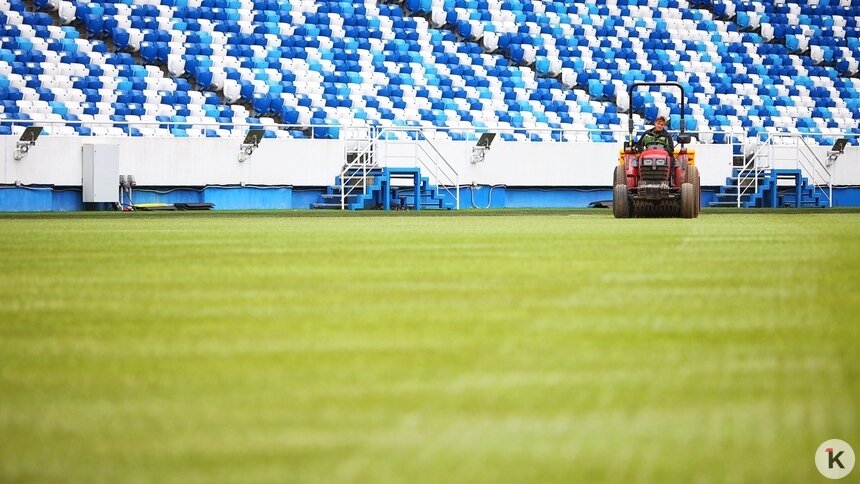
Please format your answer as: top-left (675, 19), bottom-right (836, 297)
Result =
top-left (402, 0), bottom-right (860, 143)
top-left (1, 0), bottom-right (859, 144)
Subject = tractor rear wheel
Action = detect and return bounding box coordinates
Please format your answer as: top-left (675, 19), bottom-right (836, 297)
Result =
top-left (680, 182), bottom-right (696, 218)
top-left (685, 165), bottom-right (700, 217)
top-left (613, 165), bottom-right (626, 187)
top-left (613, 184), bottom-right (630, 218)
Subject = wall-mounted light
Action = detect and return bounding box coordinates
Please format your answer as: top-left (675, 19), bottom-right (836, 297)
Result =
top-left (471, 132), bottom-right (496, 164)
top-left (239, 128), bottom-right (265, 162)
top-left (827, 138), bottom-right (848, 167)
top-left (14, 126), bottom-right (43, 161)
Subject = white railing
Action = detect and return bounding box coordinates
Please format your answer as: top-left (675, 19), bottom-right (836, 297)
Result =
top-left (0, 118), bottom-right (346, 140)
top-left (339, 127), bottom-right (385, 210)
top-left (376, 127), bottom-right (460, 210)
top-left (740, 132), bottom-right (839, 208)
top-left (416, 130), bottom-right (460, 210)
top-left (737, 136), bottom-right (772, 208)
top-left (785, 133), bottom-right (833, 207)
top-left (336, 126), bottom-right (460, 210)
top-left (0, 116), bottom-right (747, 144)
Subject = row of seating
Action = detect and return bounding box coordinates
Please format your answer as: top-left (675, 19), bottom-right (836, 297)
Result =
top-left (406, 0), bottom-right (858, 135)
top-left (64, 0), bottom-right (634, 137)
top-left (698, 0), bottom-right (860, 77)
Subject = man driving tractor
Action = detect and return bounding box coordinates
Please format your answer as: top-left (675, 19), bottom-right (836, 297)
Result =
top-left (637, 115), bottom-right (675, 154)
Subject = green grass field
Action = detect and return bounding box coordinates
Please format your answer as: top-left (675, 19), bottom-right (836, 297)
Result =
top-left (1, 209), bottom-right (858, 483)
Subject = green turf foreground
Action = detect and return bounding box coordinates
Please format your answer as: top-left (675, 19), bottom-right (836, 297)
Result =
top-left (0, 210), bottom-right (858, 483)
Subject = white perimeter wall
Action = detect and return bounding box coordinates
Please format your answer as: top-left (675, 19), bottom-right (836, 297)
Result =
top-left (2, 135), bottom-right (859, 187)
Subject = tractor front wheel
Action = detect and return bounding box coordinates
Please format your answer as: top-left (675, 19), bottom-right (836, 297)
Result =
top-left (613, 184), bottom-right (631, 218)
top-left (680, 182), bottom-right (696, 218)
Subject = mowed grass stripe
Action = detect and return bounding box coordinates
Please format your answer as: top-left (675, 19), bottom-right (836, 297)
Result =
top-left (0, 210), bottom-right (858, 483)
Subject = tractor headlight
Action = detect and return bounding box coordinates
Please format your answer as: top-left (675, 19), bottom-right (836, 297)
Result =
top-left (643, 158), bottom-right (654, 166)
top-left (655, 158), bottom-right (667, 166)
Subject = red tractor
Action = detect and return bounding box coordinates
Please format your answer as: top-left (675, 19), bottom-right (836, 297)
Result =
top-left (613, 82), bottom-right (700, 218)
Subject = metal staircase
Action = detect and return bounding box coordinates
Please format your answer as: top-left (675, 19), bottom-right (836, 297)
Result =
top-left (711, 168), bottom-right (827, 208)
top-left (710, 133), bottom-right (833, 208)
top-left (311, 127), bottom-right (459, 210)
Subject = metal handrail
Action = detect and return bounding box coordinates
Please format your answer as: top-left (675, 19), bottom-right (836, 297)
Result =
top-left (3, 116), bottom-right (854, 143)
top-left (761, 133), bottom-right (833, 207)
top-left (740, 132), bottom-right (841, 208)
top-left (377, 127), bottom-right (460, 210)
top-left (796, 135), bottom-right (833, 207)
top-left (339, 128), bottom-right (385, 210)
top-left (0, 116), bottom-right (752, 143)
top-left (412, 136), bottom-right (460, 210)
top-left (340, 126), bottom-right (461, 210)
top-left (737, 134), bottom-right (772, 208)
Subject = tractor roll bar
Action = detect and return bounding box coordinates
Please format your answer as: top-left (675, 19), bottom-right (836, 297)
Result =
top-left (627, 82), bottom-right (686, 138)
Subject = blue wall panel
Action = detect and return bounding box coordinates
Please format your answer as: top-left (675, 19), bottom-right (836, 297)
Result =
top-left (505, 188), bottom-right (610, 208)
top-left (291, 188), bottom-right (325, 209)
top-left (131, 189), bottom-right (205, 205)
top-left (833, 187), bottom-right (860, 206)
top-left (128, 187), bottom-right (292, 209)
top-left (2, 185), bottom-right (860, 211)
top-left (203, 186), bottom-right (292, 210)
top-left (0, 187), bottom-right (53, 211)
top-left (441, 186), bottom-right (506, 209)
top-left (52, 189), bottom-right (84, 211)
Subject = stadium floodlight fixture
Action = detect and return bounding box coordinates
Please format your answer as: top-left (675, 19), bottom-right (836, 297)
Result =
top-left (826, 138), bottom-right (849, 167)
top-left (239, 128), bottom-right (265, 162)
top-left (471, 132), bottom-right (496, 164)
top-left (831, 138), bottom-right (848, 154)
top-left (14, 126), bottom-right (43, 161)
